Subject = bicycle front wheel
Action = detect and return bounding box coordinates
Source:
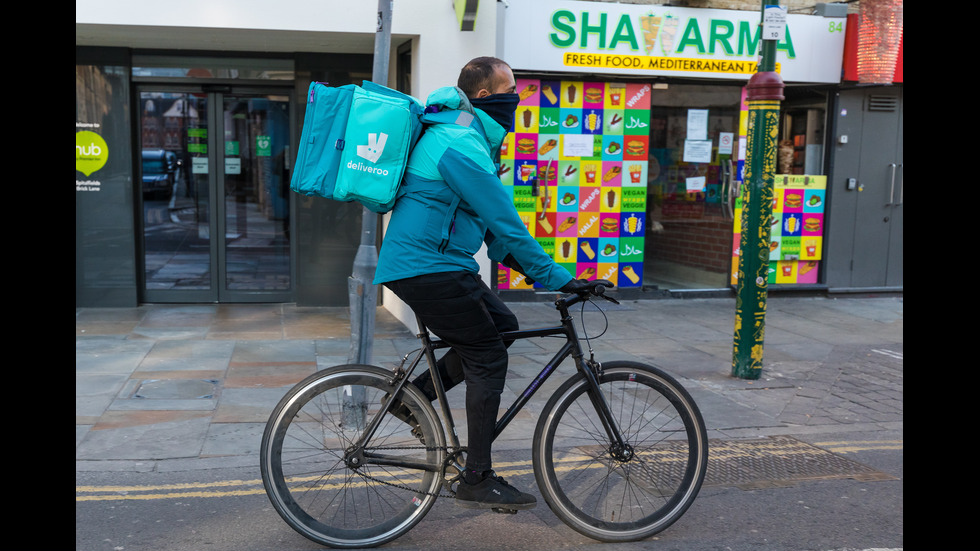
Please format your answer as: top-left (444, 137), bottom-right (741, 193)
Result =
top-left (260, 365), bottom-right (445, 549)
top-left (533, 361), bottom-right (708, 542)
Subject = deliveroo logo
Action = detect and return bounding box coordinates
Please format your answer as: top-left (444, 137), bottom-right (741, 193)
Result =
top-left (357, 132), bottom-right (388, 163)
top-left (76, 131), bottom-right (109, 176)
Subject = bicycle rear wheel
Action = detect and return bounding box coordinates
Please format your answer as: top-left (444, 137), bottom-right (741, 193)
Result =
top-left (260, 365), bottom-right (445, 549)
top-left (533, 361), bottom-right (708, 542)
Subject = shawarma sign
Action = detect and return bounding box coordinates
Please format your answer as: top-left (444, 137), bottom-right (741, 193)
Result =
top-left (499, 0), bottom-right (846, 83)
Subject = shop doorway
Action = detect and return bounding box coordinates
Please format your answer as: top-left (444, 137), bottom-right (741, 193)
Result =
top-left (643, 84), bottom-right (744, 291)
top-left (137, 87), bottom-right (292, 302)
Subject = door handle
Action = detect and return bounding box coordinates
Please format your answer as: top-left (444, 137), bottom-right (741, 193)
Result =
top-left (887, 163), bottom-right (897, 206)
top-left (722, 159), bottom-right (734, 219)
top-left (896, 163), bottom-right (903, 206)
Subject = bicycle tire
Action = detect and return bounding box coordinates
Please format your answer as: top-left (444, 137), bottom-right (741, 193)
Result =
top-left (532, 361), bottom-right (708, 542)
top-left (260, 365), bottom-right (446, 549)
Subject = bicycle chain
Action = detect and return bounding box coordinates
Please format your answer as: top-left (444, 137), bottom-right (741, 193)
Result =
top-left (350, 445), bottom-right (462, 499)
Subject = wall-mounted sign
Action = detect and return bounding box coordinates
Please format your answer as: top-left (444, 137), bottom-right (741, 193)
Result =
top-left (499, 0), bottom-right (845, 83)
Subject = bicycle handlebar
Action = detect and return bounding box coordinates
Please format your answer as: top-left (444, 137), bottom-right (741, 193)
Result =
top-left (557, 279), bottom-right (619, 309)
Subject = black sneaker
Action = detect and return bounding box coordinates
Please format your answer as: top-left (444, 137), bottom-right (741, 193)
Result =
top-left (455, 471), bottom-right (537, 510)
top-left (380, 393), bottom-right (425, 444)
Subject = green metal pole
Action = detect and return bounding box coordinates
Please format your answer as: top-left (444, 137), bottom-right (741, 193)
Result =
top-left (732, 4), bottom-right (784, 379)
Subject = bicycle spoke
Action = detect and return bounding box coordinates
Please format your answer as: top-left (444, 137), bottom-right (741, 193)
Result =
top-left (534, 363), bottom-right (707, 542)
top-left (261, 366), bottom-right (445, 548)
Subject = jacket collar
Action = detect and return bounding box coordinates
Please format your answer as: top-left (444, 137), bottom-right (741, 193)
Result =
top-left (426, 86), bottom-right (506, 155)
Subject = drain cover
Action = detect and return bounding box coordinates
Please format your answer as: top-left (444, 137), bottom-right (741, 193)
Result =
top-left (705, 436), bottom-right (897, 489)
top-left (133, 379), bottom-right (217, 400)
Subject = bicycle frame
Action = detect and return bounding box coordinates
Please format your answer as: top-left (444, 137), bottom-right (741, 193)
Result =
top-left (354, 292), bottom-right (629, 472)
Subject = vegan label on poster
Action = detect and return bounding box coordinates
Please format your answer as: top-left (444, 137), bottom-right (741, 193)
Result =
top-left (497, 79), bottom-right (651, 289)
top-left (730, 174), bottom-right (826, 285)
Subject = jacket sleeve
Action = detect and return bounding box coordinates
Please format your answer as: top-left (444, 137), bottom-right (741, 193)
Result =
top-left (436, 135), bottom-right (573, 291)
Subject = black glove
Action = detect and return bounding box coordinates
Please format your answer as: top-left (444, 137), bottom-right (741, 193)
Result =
top-left (502, 254), bottom-right (535, 285)
top-left (559, 278), bottom-right (593, 294)
top-left (559, 278), bottom-right (614, 295)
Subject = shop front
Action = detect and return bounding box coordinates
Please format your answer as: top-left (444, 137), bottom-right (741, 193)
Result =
top-left (76, 0), bottom-right (499, 308)
top-left (77, 50), bottom-right (375, 307)
top-left (495, 0), bottom-right (847, 296)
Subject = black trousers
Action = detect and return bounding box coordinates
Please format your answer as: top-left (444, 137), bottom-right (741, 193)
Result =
top-left (385, 271), bottom-right (518, 473)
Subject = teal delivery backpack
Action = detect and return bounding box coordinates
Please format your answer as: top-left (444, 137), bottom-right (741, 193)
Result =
top-left (290, 81), bottom-right (425, 213)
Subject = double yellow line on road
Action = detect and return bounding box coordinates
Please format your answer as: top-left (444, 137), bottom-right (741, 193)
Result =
top-left (77, 440), bottom-right (902, 502)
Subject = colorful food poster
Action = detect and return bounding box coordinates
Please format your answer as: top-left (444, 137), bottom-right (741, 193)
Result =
top-left (497, 79), bottom-right (651, 289)
top-left (730, 174), bottom-right (826, 285)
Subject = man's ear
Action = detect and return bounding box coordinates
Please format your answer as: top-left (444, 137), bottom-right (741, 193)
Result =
top-left (475, 88), bottom-right (491, 98)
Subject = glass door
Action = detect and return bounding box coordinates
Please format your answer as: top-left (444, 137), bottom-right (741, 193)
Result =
top-left (138, 87), bottom-right (292, 302)
top-left (643, 84), bottom-right (743, 290)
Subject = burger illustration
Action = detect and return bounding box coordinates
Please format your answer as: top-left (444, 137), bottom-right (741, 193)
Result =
top-left (584, 87), bottom-right (602, 103)
top-left (625, 140), bottom-right (645, 156)
top-left (516, 138), bottom-right (536, 155)
top-left (803, 217), bottom-right (821, 232)
top-left (785, 193), bottom-right (802, 208)
top-left (601, 217), bottom-right (618, 232)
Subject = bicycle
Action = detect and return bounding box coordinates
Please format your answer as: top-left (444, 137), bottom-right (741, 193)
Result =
top-left (260, 281), bottom-right (708, 548)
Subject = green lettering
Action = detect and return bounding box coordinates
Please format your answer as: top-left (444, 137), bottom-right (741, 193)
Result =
top-left (550, 10), bottom-right (576, 48)
top-left (580, 11), bottom-right (607, 49)
top-left (677, 18), bottom-right (706, 54)
top-left (610, 14), bottom-right (639, 51)
top-left (777, 25), bottom-right (796, 58)
top-left (709, 19), bottom-right (735, 55)
top-left (738, 21), bottom-right (760, 56)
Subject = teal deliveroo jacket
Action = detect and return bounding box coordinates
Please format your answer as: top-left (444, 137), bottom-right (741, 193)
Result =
top-left (374, 86), bottom-right (574, 291)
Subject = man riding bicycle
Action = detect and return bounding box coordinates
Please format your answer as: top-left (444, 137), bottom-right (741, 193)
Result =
top-left (375, 56), bottom-right (595, 510)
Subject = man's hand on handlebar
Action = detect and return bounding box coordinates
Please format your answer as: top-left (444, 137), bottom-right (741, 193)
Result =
top-left (559, 278), bottom-right (615, 296)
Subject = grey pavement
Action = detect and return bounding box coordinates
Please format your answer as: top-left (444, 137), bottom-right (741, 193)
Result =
top-left (76, 294), bottom-right (903, 472)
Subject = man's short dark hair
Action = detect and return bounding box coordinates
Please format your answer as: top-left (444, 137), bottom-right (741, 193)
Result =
top-left (457, 57), bottom-right (511, 98)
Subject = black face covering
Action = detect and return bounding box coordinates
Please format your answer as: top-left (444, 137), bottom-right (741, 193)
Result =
top-left (470, 93), bottom-right (521, 131)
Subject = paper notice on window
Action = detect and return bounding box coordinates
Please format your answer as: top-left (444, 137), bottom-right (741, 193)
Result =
top-left (687, 109), bottom-right (708, 141)
top-left (719, 132), bottom-right (734, 155)
top-left (562, 134), bottom-right (594, 157)
top-left (683, 140), bottom-right (713, 163)
top-left (192, 157), bottom-right (209, 174)
top-left (687, 176), bottom-right (706, 193)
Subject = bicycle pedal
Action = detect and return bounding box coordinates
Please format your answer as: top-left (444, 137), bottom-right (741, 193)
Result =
top-left (491, 507), bottom-right (518, 515)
